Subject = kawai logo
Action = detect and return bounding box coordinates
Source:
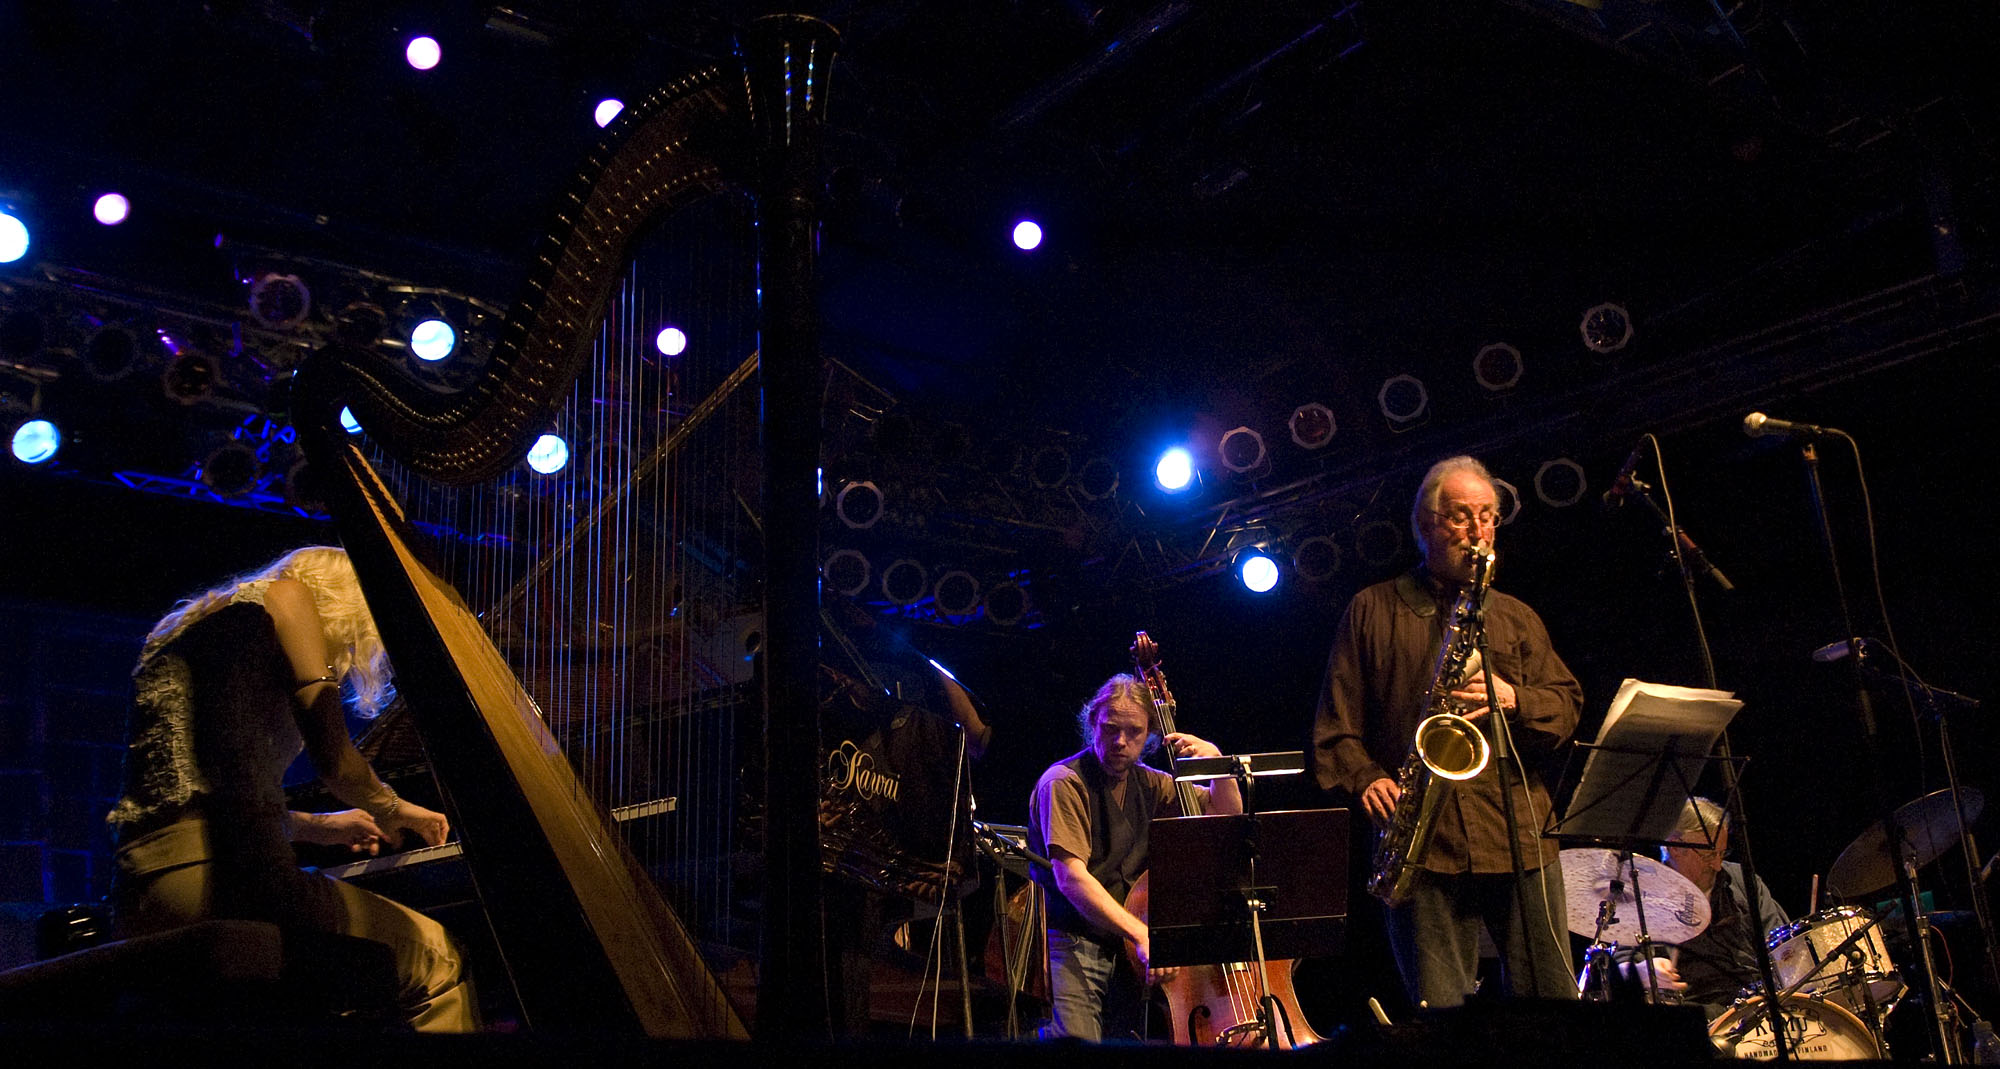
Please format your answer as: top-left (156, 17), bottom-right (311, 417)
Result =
top-left (826, 740), bottom-right (901, 802)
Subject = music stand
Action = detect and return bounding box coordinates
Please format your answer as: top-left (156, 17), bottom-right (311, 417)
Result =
top-left (1551, 679), bottom-right (1742, 851)
top-left (1551, 679), bottom-right (1741, 1006)
top-left (1149, 757), bottom-right (1348, 1050)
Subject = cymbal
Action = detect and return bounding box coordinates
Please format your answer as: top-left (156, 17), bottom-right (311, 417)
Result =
top-left (1826, 787), bottom-right (1983, 899)
top-left (1561, 848), bottom-right (1711, 945)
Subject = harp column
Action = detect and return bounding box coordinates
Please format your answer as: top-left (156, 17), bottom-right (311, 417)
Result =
top-left (745, 12), bottom-right (841, 1041)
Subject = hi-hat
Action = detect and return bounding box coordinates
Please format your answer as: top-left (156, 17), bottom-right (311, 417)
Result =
top-left (1826, 788), bottom-right (1983, 899)
top-left (1561, 848), bottom-right (1711, 945)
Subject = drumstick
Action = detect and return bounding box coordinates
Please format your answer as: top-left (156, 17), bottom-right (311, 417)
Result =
top-left (1809, 873), bottom-right (1821, 915)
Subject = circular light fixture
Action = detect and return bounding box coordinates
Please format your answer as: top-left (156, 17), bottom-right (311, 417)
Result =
top-left (835, 480), bottom-right (884, 529)
top-left (248, 272), bottom-right (312, 330)
top-left (1355, 519), bottom-right (1403, 566)
top-left (822, 549), bottom-right (871, 597)
top-left (1155, 447), bottom-right (1194, 492)
top-left (405, 36), bottom-right (442, 71)
top-left (1218, 426), bottom-right (1266, 474)
top-left (881, 559), bottom-right (929, 605)
top-left (933, 571), bottom-right (981, 616)
top-left (200, 442), bottom-right (262, 497)
top-left (526, 433), bottom-right (570, 475)
top-left (983, 581), bottom-right (1028, 626)
top-left (1075, 456), bottom-right (1120, 500)
top-left (655, 325), bottom-right (688, 357)
top-left (1581, 302), bottom-right (1634, 353)
top-left (1029, 445), bottom-right (1071, 489)
top-left (1289, 403), bottom-right (1336, 449)
top-left (1292, 535), bottom-right (1343, 582)
top-left (93, 193), bottom-right (130, 226)
top-left (1473, 342), bottom-right (1523, 391)
top-left (594, 99), bottom-right (626, 128)
top-left (1012, 220), bottom-right (1043, 251)
top-left (1533, 458), bottom-right (1588, 508)
top-left (11, 418), bottom-right (60, 464)
top-left (1237, 551), bottom-right (1279, 594)
top-left (1377, 374), bottom-right (1429, 425)
top-left (409, 318), bottom-right (456, 362)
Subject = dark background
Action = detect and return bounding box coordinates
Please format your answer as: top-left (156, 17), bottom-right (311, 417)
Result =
top-left (3, 0), bottom-right (1997, 1033)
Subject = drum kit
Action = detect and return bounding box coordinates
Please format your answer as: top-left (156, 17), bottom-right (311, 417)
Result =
top-left (1567, 788), bottom-right (1983, 1061)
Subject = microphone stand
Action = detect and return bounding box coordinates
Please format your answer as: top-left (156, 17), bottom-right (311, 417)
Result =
top-left (1466, 548), bottom-right (1543, 997)
top-left (1796, 439), bottom-right (1954, 1063)
top-left (1619, 473), bottom-right (1790, 1058)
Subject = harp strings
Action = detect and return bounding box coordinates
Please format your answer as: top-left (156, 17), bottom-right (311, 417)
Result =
top-left (361, 193), bottom-right (762, 967)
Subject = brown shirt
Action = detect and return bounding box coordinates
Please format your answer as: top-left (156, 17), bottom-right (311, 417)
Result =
top-left (1313, 570), bottom-right (1581, 873)
top-left (1029, 751), bottom-right (1200, 938)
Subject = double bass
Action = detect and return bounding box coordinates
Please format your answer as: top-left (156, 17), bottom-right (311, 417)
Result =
top-left (1123, 632), bottom-right (1326, 1047)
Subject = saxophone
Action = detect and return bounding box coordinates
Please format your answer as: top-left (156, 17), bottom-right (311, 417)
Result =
top-left (1367, 541), bottom-right (1496, 906)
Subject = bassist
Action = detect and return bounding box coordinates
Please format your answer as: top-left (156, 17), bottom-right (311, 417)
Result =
top-left (1028, 673), bottom-right (1241, 1041)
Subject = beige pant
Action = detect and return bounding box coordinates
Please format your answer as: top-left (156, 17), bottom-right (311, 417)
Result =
top-left (113, 818), bottom-right (478, 1032)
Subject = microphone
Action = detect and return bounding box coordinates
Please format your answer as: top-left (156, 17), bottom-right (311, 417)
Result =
top-left (1600, 443), bottom-right (1647, 508)
top-left (1811, 638), bottom-right (1875, 663)
top-left (1743, 412), bottom-right (1835, 439)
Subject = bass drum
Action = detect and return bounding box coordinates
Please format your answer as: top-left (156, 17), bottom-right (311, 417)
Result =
top-left (1708, 994), bottom-right (1880, 1060)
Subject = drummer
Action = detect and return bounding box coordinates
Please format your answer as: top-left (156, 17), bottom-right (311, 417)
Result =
top-left (1621, 797), bottom-right (1790, 1018)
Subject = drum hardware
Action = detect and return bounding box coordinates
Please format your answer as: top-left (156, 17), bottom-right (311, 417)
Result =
top-left (1561, 848), bottom-right (1709, 1005)
top-left (1766, 906), bottom-right (1904, 1022)
top-left (1708, 993), bottom-right (1880, 1061)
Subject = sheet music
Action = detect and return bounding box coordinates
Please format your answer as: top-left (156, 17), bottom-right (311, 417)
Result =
top-left (1558, 679), bottom-right (1742, 846)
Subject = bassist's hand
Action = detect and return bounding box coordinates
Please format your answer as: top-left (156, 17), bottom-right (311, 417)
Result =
top-left (1128, 932), bottom-right (1178, 985)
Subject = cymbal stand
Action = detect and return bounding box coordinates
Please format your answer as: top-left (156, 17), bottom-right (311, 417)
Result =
top-left (1793, 437), bottom-right (1954, 1062)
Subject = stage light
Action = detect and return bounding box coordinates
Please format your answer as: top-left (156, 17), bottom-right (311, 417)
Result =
top-left (1219, 426), bottom-right (1266, 473)
top-left (409, 317), bottom-right (456, 362)
top-left (10, 418), bottom-right (60, 464)
top-left (406, 36), bottom-right (441, 70)
top-left (1029, 445), bottom-right (1071, 489)
top-left (1377, 374), bottom-right (1429, 426)
top-left (881, 559), bottom-right (929, 605)
top-left (1012, 220), bottom-right (1043, 251)
top-left (984, 581), bottom-right (1027, 626)
top-left (822, 549), bottom-right (871, 597)
top-left (594, 99), bottom-right (625, 128)
top-left (1293, 535), bottom-right (1342, 582)
top-left (93, 193), bottom-right (130, 226)
top-left (1237, 550), bottom-right (1280, 594)
top-left (248, 272), bottom-right (311, 330)
top-left (1356, 519), bottom-right (1402, 566)
top-left (200, 441), bottom-right (261, 497)
top-left (1580, 302), bottom-right (1634, 354)
top-left (0, 210), bottom-right (28, 263)
top-left (1289, 403), bottom-right (1336, 449)
top-left (1533, 458), bottom-right (1587, 508)
top-left (655, 325), bottom-right (687, 356)
top-left (934, 571), bottom-right (981, 616)
top-left (83, 325), bottom-right (140, 380)
top-left (162, 351), bottom-right (217, 404)
top-left (1155, 447), bottom-right (1194, 492)
top-left (1075, 456), bottom-right (1120, 500)
top-left (1473, 342), bottom-right (1523, 391)
top-left (526, 433), bottom-right (570, 474)
top-left (835, 480), bottom-right (884, 529)
top-left (338, 407), bottom-right (363, 435)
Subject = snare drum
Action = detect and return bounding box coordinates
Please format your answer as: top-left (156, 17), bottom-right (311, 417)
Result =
top-left (1708, 994), bottom-right (1880, 1060)
top-left (1767, 906), bottom-right (1903, 1014)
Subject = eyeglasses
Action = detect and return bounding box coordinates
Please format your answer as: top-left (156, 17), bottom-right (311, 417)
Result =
top-left (1427, 506), bottom-right (1499, 531)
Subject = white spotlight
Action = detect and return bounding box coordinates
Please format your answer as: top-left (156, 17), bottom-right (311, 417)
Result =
top-left (1155, 447), bottom-right (1194, 492)
top-left (594, 99), bottom-right (626, 128)
top-left (409, 318), bottom-right (456, 362)
top-left (655, 325), bottom-right (688, 357)
top-left (1012, 220), bottom-right (1043, 251)
top-left (526, 433), bottom-right (570, 474)
top-left (11, 418), bottom-right (60, 464)
top-left (93, 194), bottom-right (130, 226)
top-left (0, 210), bottom-right (29, 263)
top-left (1238, 551), bottom-right (1279, 594)
top-left (406, 36), bottom-right (442, 71)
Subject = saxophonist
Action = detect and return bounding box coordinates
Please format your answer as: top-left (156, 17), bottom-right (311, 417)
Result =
top-left (1311, 456), bottom-right (1582, 1010)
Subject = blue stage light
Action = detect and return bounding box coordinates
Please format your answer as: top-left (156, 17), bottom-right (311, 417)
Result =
top-left (1238, 551), bottom-right (1279, 594)
top-left (409, 318), bottom-right (456, 362)
top-left (1155, 447), bottom-right (1194, 492)
top-left (526, 433), bottom-right (570, 474)
top-left (11, 418), bottom-right (60, 464)
top-left (0, 210), bottom-right (29, 263)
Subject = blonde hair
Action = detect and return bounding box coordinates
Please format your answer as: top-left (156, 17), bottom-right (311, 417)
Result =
top-left (1076, 673), bottom-right (1160, 755)
top-left (143, 545), bottom-right (393, 716)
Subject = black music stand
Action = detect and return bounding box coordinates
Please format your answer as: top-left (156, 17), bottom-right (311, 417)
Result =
top-left (1149, 776), bottom-right (1348, 1049)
